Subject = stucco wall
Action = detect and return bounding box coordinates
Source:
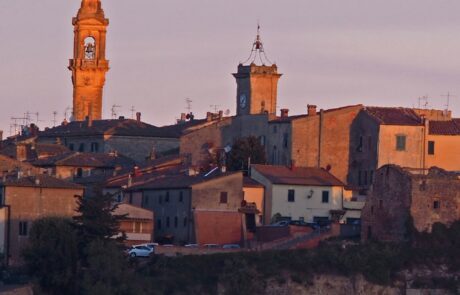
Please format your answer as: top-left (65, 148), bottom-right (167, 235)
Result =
top-left (425, 134), bottom-right (460, 171)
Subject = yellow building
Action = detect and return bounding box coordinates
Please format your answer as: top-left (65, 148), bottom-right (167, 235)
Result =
top-left (426, 119), bottom-right (460, 172)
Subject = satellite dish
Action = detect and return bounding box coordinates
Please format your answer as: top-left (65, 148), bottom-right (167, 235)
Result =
top-left (224, 145), bottom-right (232, 153)
top-left (225, 109), bottom-right (231, 116)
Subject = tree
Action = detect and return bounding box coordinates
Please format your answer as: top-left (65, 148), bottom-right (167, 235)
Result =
top-left (22, 217), bottom-right (79, 295)
top-left (226, 136), bottom-right (266, 172)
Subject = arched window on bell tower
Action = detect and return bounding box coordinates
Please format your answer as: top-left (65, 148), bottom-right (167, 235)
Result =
top-left (84, 37), bottom-right (96, 60)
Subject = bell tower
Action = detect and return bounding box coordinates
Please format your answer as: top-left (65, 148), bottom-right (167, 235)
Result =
top-left (233, 26), bottom-right (282, 116)
top-left (69, 0), bottom-right (109, 121)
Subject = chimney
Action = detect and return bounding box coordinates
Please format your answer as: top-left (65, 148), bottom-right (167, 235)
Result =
top-left (16, 144), bottom-right (29, 162)
top-left (218, 110), bottom-right (224, 120)
top-left (0, 130), bottom-right (3, 142)
top-left (206, 112), bottom-right (213, 122)
top-left (280, 109), bottom-right (289, 118)
top-left (119, 116), bottom-right (125, 120)
top-left (85, 116), bottom-right (92, 127)
top-left (136, 112), bottom-right (141, 122)
top-left (307, 105), bottom-right (317, 116)
top-left (180, 113), bottom-right (187, 122)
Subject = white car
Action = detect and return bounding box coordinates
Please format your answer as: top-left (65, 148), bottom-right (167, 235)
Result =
top-left (127, 245), bottom-right (153, 258)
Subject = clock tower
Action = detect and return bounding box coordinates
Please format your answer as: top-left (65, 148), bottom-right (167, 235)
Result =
top-left (69, 0), bottom-right (109, 121)
top-left (233, 26), bottom-right (282, 116)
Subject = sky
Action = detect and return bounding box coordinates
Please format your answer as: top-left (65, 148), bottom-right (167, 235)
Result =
top-left (1, 0), bottom-right (460, 136)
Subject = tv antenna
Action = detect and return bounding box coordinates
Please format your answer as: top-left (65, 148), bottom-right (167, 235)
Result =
top-left (130, 106), bottom-right (136, 119)
top-left (441, 92), bottom-right (456, 114)
top-left (111, 104), bottom-right (122, 119)
top-left (210, 104), bottom-right (220, 113)
top-left (64, 107), bottom-right (72, 121)
top-left (52, 111), bottom-right (58, 126)
top-left (185, 98), bottom-right (193, 113)
top-left (417, 96), bottom-right (429, 109)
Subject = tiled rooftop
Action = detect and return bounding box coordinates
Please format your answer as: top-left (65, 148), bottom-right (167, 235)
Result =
top-left (364, 107), bottom-right (423, 126)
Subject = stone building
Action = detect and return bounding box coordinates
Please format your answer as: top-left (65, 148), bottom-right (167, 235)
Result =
top-left (0, 175), bottom-right (84, 265)
top-left (426, 119), bottom-right (460, 172)
top-left (361, 165), bottom-right (460, 242)
top-left (124, 170), bottom-right (245, 245)
top-left (250, 164), bottom-right (351, 225)
top-left (38, 115), bottom-right (203, 163)
top-left (114, 203), bottom-right (154, 247)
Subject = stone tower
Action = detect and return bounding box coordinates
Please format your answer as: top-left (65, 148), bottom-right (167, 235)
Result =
top-left (69, 0), bottom-right (109, 121)
top-left (233, 26), bottom-right (282, 116)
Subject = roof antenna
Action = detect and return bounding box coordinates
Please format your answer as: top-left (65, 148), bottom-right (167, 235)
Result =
top-left (441, 92), bottom-right (456, 116)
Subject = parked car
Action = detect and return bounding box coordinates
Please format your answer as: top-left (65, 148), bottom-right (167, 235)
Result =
top-left (271, 220), bottom-right (290, 227)
top-left (184, 243), bottom-right (199, 248)
top-left (134, 243), bottom-right (157, 252)
top-left (222, 244), bottom-right (241, 249)
top-left (127, 245), bottom-right (153, 258)
top-left (203, 244), bottom-right (220, 249)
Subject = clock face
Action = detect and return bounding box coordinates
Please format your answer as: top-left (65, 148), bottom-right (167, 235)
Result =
top-left (239, 93), bottom-right (247, 109)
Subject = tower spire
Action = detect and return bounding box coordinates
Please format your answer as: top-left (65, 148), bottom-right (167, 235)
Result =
top-left (242, 23), bottom-right (273, 66)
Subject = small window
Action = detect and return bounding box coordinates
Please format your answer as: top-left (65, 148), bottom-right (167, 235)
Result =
top-left (157, 219), bottom-right (162, 230)
top-left (78, 143), bottom-right (85, 152)
top-left (433, 200), bottom-right (440, 209)
top-left (183, 217), bottom-right (188, 227)
top-left (322, 191), bottom-right (329, 203)
top-left (379, 199), bottom-right (383, 209)
top-left (179, 191), bottom-right (184, 202)
top-left (371, 206), bottom-right (374, 215)
top-left (220, 192), bottom-right (228, 204)
top-left (288, 189), bottom-right (295, 202)
top-left (273, 125), bottom-right (278, 133)
top-left (68, 143), bottom-right (74, 151)
top-left (364, 171), bottom-right (368, 185)
top-left (428, 141), bottom-right (435, 155)
top-left (76, 168), bottom-right (83, 178)
top-left (166, 217), bottom-right (170, 227)
top-left (90, 142), bottom-right (99, 152)
top-left (260, 136), bottom-right (266, 146)
top-left (174, 217), bottom-right (178, 228)
top-left (129, 194), bottom-right (133, 204)
top-left (19, 221), bottom-right (28, 236)
top-left (357, 136), bottom-right (363, 152)
top-left (165, 192), bottom-right (170, 203)
top-left (396, 135), bottom-right (406, 151)
top-left (283, 133), bottom-right (289, 148)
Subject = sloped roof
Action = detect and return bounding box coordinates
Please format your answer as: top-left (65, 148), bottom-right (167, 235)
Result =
top-left (429, 119), bottom-right (460, 135)
top-left (127, 170), bottom-right (239, 191)
top-left (114, 203), bottom-right (153, 220)
top-left (364, 107), bottom-right (423, 126)
top-left (243, 177), bottom-right (264, 188)
top-left (32, 152), bottom-right (135, 168)
top-left (0, 143), bottom-right (69, 160)
top-left (39, 118), bottom-right (205, 139)
top-left (252, 165), bottom-right (344, 187)
top-left (0, 174), bottom-right (83, 189)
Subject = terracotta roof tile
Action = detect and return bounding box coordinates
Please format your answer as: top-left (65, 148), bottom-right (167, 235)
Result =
top-left (252, 165), bottom-right (344, 186)
top-left (364, 107), bottom-right (423, 126)
top-left (114, 203), bottom-right (153, 220)
top-left (32, 152), bottom-right (135, 168)
top-left (429, 119), bottom-right (460, 135)
top-left (0, 174), bottom-right (83, 189)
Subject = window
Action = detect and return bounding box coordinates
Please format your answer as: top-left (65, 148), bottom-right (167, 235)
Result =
top-left (134, 222), bottom-right (141, 233)
top-left (142, 195), bottom-right (149, 207)
top-left (272, 145), bottom-right (277, 163)
top-left (364, 171), bottom-right (368, 185)
top-left (166, 217), bottom-right (170, 228)
top-left (84, 36), bottom-right (96, 60)
top-left (371, 206), bottom-right (374, 215)
top-left (396, 135), bottom-right (406, 151)
top-left (260, 136), bottom-right (266, 146)
top-left (19, 221), bottom-right (28, 236)
top-left (368, 136), bottom-right (372, 151)
top-left (165, 191), bottom-right (170, 203)
top-left (174, 217), bottom-right (178, 228)
top-left (183, 217), bottom-right (188, 227)
top-left (358, 170), bottom-right (362, 186)
top-left (379, 199), bottom-right (383, 209)
top-left (322, 191), bottom-right (329, 203)
top-left (370, 170), bottom-right (374, 184)
top-left (179, 191), bottom-right (183, 202)
top-left (433, 200), bottom-right (440, 209)
top-left (220, 192), bottom-right (228, 204)
top-left (68, 143), bottom-right (74, 151)
top-left (78, 143), bottom-right (85, 152)
top-left (283, 133), bottom-right (289, 148)
top-left (273, 125), bottom-right (278, 133)
top-left (159, 195), bottom-right (163, 204)
top-left (288, 189), bottom-right (295, 202)
top-left (129, 194), bottom-right (133, 204)
top-left (428, 141), bottom-right (435, 155)
top-left (90, 142), bottom-right (99, 152)
top-left (357, 136), bottom-right (363, 152)
top-left (157, 219), bottom-right (162, 230)
top-left (76, 168), bottom-right (83, 178)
